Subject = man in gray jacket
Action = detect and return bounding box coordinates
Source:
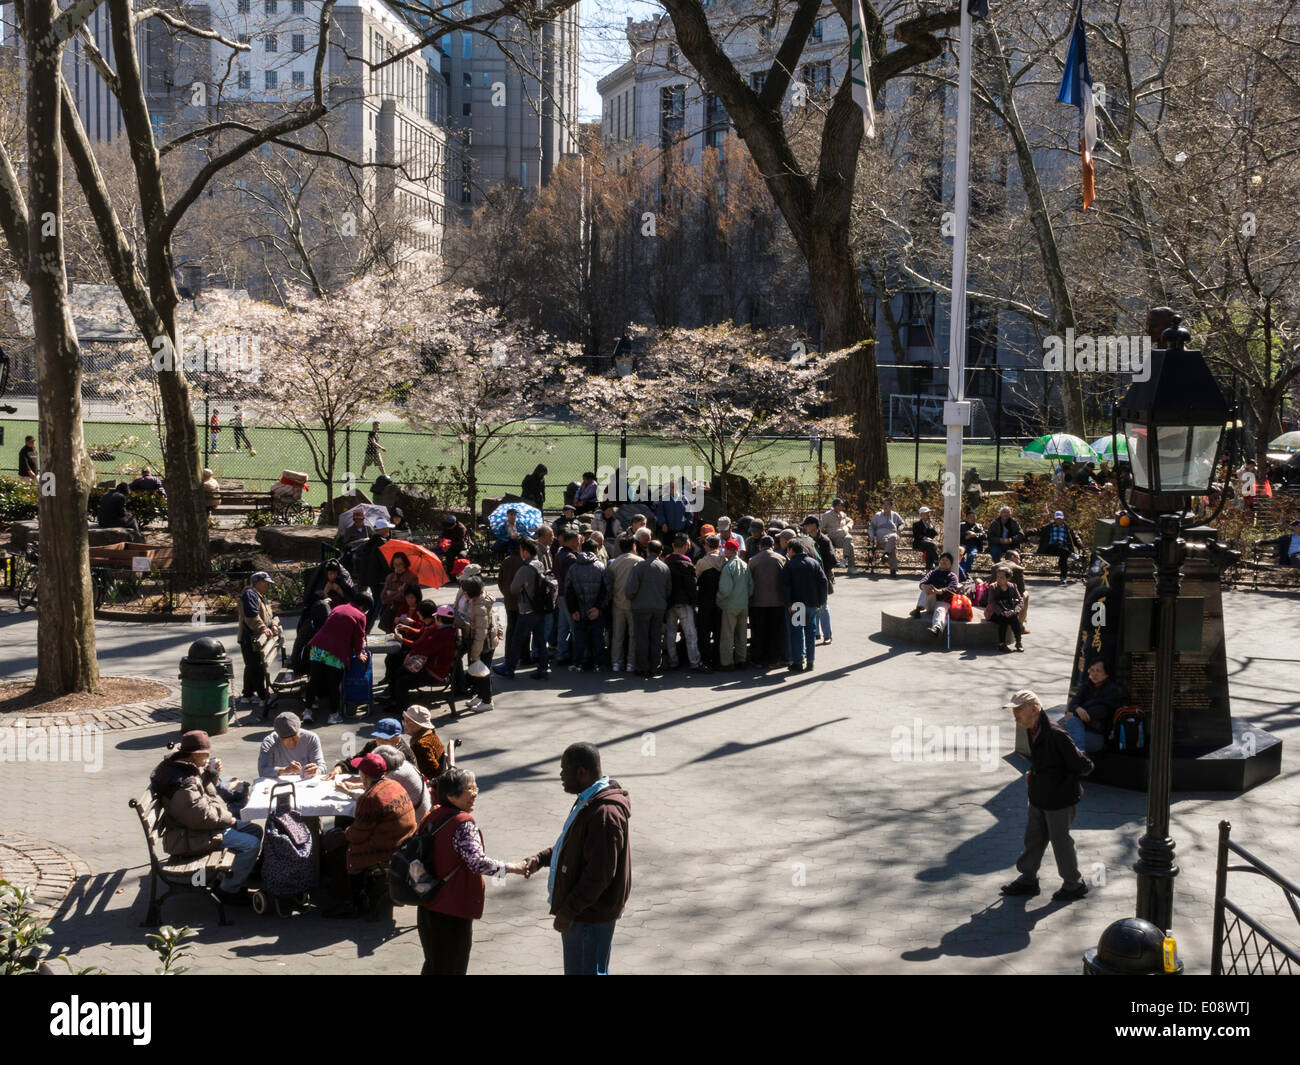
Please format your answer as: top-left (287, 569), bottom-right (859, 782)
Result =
top-left (747, 535), bottom-right (788, 668)
top-left (625, 540), bottom-right (672, 678)
top-left (869, 498), bottom-right (905, 577)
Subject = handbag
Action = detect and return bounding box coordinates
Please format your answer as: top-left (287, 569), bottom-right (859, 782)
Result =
top-left (404, 654), bottom-right (428, 673)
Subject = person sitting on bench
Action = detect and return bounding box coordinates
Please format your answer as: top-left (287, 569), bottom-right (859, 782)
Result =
top-left (381, 604), bottom-right (458, 712)
top-left (1060, 660), bottom-right (1126, 753)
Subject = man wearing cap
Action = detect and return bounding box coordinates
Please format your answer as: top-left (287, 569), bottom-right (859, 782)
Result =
top-left (716, 538), bottom-right (753, 669)
top-left (869, 499), bottom-right (905, 576)
top-left (820, 499), bottom-right (857, 576)
top-left (1036, 510), bottom-right (1084, 582)
top-left (1001, 690), bottom-right (1093, 902)
top-left (150, 730), bottom-right (263, 904)
top-left (912, 506), bottom-right (940, 570)
top-left (257, 712), bottom-right (326, 779)
top-left (554, 505), bottom-right (582, 542)
top-left (402, 706), bottom-right (447, 779)
top-left (236, 572), bottom-right (280, 715)
top-left (912, 552), bottom-right (959, 638)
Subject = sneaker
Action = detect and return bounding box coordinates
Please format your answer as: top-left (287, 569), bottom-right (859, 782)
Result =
top-left (465, 695), bottom-right (482, 712)
top-left (1052, 882), bottom-right (1088, 902)
top-left (326, 712), bottom-right (343, 725)
top-left (998, 644), bottom-right (1011, 653)
top-left (611, 663), bottom-right (622, 672)
top-left (787, 663), bottom-right (802, 673)
top-left (692, 663), bottom-right (710, 673)
top-left (493, 666), bottom-right (515, 679)
top-left (302, 711), bottom-right (315, 725)
top-left (568, 664), bottom-right (580, 672)
top-left (928, 626), bottom-right (942, 639)
top-left (1015, 643), bottom-right (1024, 652)
top-left (823, 637), bottom-right (832, 645)
top-left (999, 880), bottom-right (1039, 897)
top-left (477, 700), bottom-right (494, 712)
top-left (802, 662), bottom-right (813, 672)
top-left (593, 666), bottom-right (602, 674)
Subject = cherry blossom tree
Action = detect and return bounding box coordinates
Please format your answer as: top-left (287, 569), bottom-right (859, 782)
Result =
top-left (571, 322), bottom-right (849, 509)
top-left (403, 287), bottom-right (582, 513)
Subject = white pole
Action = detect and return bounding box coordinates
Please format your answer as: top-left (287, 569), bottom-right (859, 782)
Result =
top-left (943, 5), bottom-right (973, 564)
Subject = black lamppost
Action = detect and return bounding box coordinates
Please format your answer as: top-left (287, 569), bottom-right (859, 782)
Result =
top-left (1085, 313), bottom-right (1233, 973)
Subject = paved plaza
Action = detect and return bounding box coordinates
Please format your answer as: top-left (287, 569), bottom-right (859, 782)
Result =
top-left (1, 576), bottom-right (1296, 975)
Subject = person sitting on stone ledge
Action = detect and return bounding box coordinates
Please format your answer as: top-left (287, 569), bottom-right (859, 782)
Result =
top-left (1060, 659), bottom-right (1126, 754)
top-left (911, 552), bottom-right (959, 638)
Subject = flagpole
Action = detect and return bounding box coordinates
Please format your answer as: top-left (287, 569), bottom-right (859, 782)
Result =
top-left (943, 3), bottom-right (974, 565)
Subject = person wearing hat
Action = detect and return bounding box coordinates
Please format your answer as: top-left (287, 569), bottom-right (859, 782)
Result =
top-left (341, 506), bottom-right (372, 551)
top-left (372, 743), bottom-right (432, 820)
top-left (150, 730), bottom-right (263, 904)
top-left (1000, 690), bottom-right (1093, 902)
top-left (457, 571), bottom-right (500, 710)
top-left (305, 590), bottom-right (372, 724)
top-left (911, 506), bottom-right (940, 570)
top-left (384, 603), bottom-right (459, 710)
top-left (402, 706), bottom-right (447, 778)
top-left (819, 498), bottom-right (857, 576)
top-left (716, 538), bottom-right (753, 669)
top-left (912, 552), bottom-right (959, 638)
top-left (320, 751), bottom-right (416, 917)
top-left (1036, 510), bottom-right (1084, 583)
top-left (801, 516), bottom-right (837, 644)
top-left (592, 502), bottom-right (622, 550)
top-left (389, 507), bottom-right (410, 533)
top-left (236, 572), bottom-right (280, 714)
top-left (435, 513), bottom-right (468, 565)
top-left (554, 504), bottom-right (582, 543)
top-left (257, 711), bottom-right (327, 778)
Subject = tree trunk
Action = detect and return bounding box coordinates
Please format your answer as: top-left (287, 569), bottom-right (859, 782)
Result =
top-left (810, 226), bottom-right (889, 492)
top-left (26, 0), bottom-right (99, 694)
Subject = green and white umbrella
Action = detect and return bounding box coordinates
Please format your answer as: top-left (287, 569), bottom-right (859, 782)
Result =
top-left (1090, 433), bottom-right (1128, 460)
top-left (1020, 433), bottom-right (1100, 462)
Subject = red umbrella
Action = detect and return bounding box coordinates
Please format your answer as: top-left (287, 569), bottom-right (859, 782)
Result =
top-left (380, 539), bottom-right (447, 590)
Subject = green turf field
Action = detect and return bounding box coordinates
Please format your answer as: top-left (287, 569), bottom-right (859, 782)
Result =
top-left (1, 416), bottom-right (1044, 508)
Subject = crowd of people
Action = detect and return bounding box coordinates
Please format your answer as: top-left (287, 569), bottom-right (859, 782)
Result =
top-left (148, 726), bottom-right (632, 975)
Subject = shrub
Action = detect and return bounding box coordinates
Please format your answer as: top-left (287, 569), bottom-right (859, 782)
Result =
top-left (0, 478), bottom-right (39, 523)
top-left (87, 487), bottom-right (168, 529)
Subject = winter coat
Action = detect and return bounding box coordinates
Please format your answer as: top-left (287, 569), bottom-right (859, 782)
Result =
top-left (781, 553), bottom-right (829, 608)
top-left (564, 553), bottom-right (609, 615)
top-left (716, 556), bottom-right (754, 611)
top-left (529, 781), bottom-right (632, 924)
top-left (664, 552), bottom-right (698, 607)
top-left (304, 562), bottom-right (356, 610)
top-left (748, 548), bottom-right (787, 608)
top-left (625, 557), bottom-right (672, 613)
top-left (604, 551), bottom-right (640, 611)
top-left (1026, 712), bottom-right (1094, 810)
top-left (344, 777), bottom-right (416, 873)
top-left (150, 754), bottom-right (234, 858)
top-left (463, 592), bottom-right (501, 660)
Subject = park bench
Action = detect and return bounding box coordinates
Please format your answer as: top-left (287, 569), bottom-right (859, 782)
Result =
top-left (129, 788), bottom-right (235, 927)
top-left (1246, 539), bottom-right (1300, 592)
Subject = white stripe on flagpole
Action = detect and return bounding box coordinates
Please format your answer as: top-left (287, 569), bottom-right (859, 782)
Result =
top-left (943, 3), bottom-right (973, 561)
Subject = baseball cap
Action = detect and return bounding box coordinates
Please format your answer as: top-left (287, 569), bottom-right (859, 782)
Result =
top-left (249, 570), bottom-right (275, 586)
top-left (1002, 690), bottom-right (1040, 709)
top-left (1054, 510), bottom-right (1065, 519)
top-left (718, 516), bottom-right (732, 529)
top-left (435, 604), bottom-right (455, 618)
top-left (354, 752), bottom-right (386, 777)
top-left (724, 538), bottom-right (740, 552)
top-left (374, 518), bottom-right (390, 530)
top-left (371, 718), bottom-right (403, 739)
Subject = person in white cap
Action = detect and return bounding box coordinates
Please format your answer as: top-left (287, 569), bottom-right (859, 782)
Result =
top-left (1000, 690), bottom-right (1092, 902)
top-left (1035, 510), bottom-right (1084, 583)
top-left (911, 506), bottom-right (939, 570)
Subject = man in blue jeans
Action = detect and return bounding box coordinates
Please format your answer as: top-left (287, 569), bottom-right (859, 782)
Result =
top-left (780, 539), bottom-right (828, 673)
top-left (149, 730), bottom-right (262, 905)
top-left (523, 742), bottom-right (632, 975)
top-left (497, 538), bottom-right (550, 680)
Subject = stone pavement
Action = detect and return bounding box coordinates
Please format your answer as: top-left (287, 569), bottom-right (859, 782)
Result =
top-left (0, 577), bottom-right (1296, 975)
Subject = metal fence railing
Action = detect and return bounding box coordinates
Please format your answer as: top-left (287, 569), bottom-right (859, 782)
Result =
top-left (1212, 820), bottom-right (1300, 976)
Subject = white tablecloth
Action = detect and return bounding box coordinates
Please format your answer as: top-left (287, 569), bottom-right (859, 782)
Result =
top-left (240, 775), bottom-right (356, 822)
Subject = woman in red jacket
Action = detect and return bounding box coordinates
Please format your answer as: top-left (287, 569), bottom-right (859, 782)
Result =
top-left (381, 604), bottom-right (458, 712)
top-left (417, 767), bottom-right (526, 974)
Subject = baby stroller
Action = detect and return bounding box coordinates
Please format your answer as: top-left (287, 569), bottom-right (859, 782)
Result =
top-left (248, 781), bottom-right (317, 918)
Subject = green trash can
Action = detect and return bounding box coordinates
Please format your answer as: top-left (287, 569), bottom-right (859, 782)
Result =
top-left (179, 637), bottom-right (233, 735)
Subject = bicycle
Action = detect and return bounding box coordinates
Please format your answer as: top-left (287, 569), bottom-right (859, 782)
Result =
top-left (15, 544), bottom-right (38, 610)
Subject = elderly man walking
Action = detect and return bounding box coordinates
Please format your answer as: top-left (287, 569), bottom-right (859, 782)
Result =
top-left (1001, 690), bottom-right (1093, 902)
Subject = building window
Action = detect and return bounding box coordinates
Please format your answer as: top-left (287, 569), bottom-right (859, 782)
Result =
top-left (292, 33), bottom-right (305, 52)
top-left (803, 61), bottom-right (831, 96)
top-left (463, 71), bottom-right (472, 87)
top-left (462, 32), bottom-right (472, 59)
top-left (292, 0), bottom-right (304, 10)
top-left (238, 70), bottom-right (251, 89)
top-left (520, 161), bottom-right (527, 185)
top-left (292, 70), bottom-right (304, 87)
top-left (265, 35), bottom-right (277, 52)
top-left (238, 33), bottom-right (250, 44)
top-left (666, 44), bottom-right (677, 68)
top-left (704, 92), bottom-right (727, 149)
top-left (463, 101), bottom-right (471, 116)
top-left (905, 291), bottom-right (936, 348)
top-left (150, 112), bottom-right (164, 138)
top-left (749, 71), bottom-right (766, 94)
top-left (265, 70), bottom-right (278, 89)
top-left (660, 85), bottom-right (685, 149)
top-left (812, 18), bottom-right (824, 41)
top-left (265, 1), bottom-right (277, 12)
top-left (237, 0), bottom-right (249, 11)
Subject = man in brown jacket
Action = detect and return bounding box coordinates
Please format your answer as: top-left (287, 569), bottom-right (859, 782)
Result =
top-left (523, 742), bottom-right (631, 975)
top-left (148, 730), bottom-right (262, 904)
top-left (747, 535), bottom-right (788, 668)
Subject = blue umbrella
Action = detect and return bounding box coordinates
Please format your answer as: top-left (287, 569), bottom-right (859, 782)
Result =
top-left (488, 502), bottom-right (542, 537)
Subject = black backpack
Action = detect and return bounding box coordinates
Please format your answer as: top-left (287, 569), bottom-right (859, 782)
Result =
top-left (388, 812), bottom-right (461, 906)
top-left (1112, 709), bottom-right (1147, 754)
top-left (526, 559), bottom-right (558, 614)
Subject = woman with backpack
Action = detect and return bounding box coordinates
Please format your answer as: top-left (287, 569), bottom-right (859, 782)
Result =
top-left (416, 767), bottom-right (528, 974)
